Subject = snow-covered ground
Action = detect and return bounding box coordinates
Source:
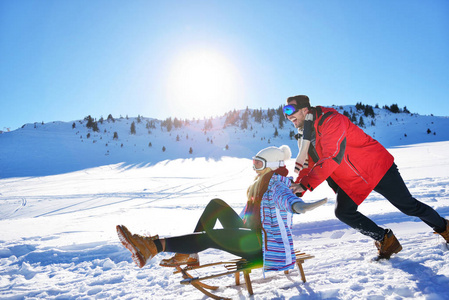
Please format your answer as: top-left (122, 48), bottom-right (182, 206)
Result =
top-left (1, 107), bottom-right (449, 299)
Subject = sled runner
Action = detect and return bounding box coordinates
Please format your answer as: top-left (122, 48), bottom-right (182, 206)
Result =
top-left (169, 250), bottom-right (314, 299)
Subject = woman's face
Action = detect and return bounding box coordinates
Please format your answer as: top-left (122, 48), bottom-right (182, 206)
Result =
top-left (253, 158), bottom-right (264, 171)
top-left (252, 156), bottom-right (266, 174)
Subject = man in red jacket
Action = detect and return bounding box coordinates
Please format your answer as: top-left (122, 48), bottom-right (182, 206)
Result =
top-left (284, 95), bottom-right (449, 260)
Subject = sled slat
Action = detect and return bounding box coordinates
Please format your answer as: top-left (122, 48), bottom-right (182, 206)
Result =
top-left (175, 249), bottom-right (314, 298)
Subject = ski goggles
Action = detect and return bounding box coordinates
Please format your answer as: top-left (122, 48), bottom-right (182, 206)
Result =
top-left (252, 156), bottom-right (266, 171)
top-left (283, 103), bottom-right (307, 117)
top-left (252, 156), bottom-right (285, 171)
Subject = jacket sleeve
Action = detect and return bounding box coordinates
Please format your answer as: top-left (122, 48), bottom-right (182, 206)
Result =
top-left (294, 156), bottom-right (312, 183)
top-left (271, 180), bottom-right (303, 213)
top-left (299, 113), bottom-right (347, 192)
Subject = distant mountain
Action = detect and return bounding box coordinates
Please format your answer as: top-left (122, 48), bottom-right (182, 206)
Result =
top-left (1, 105), bottom-right (448, 178)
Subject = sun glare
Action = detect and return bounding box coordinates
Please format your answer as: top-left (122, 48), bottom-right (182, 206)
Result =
top-left (165, 49), bottom-right (242, 119)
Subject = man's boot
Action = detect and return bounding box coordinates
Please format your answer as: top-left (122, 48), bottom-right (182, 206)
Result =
top-left (116, 225), bottom-right (159, 268)
top-left (374, 229), bottom-right (402, 261)
top-left (435, 219), bottom-right (449, 243)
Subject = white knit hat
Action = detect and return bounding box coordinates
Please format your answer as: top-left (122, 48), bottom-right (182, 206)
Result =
top-left (254, 145), bottom-right (292, 170)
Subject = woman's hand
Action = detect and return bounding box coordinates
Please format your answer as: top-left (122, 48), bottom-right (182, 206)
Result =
top-left (292, 198), bottom-right (328, 214)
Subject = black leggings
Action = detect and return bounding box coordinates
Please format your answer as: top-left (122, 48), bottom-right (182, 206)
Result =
top-left (164, 199), bottom-right (263, 261)
top-left (335, 163), bottom-right (447, 241)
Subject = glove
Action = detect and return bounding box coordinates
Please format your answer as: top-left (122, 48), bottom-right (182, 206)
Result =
top-left (292, 198), bottom-right (327, 214)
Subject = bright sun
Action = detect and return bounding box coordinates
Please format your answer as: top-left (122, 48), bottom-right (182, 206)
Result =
top-left (165, 49), bottom-right (242, 119)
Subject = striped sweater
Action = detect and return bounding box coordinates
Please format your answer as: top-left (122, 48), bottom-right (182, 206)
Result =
top-left (259, 174), bottom-right (303, 271)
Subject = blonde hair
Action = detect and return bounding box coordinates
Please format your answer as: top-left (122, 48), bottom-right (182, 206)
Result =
top-left (247, 168), bottom-right (273, 203)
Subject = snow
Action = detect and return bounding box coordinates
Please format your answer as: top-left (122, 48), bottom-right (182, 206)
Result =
top-left (1, 107), bottom-right (448, 299)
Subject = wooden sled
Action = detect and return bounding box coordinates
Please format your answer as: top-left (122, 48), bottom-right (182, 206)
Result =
top-left (171, 250), bottom-right (314, 299)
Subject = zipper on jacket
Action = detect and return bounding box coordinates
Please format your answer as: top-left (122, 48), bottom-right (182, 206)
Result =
top-left (345, 155), bottom-right (368, 184)
top-left (262, 208), bottom-right (268, 251)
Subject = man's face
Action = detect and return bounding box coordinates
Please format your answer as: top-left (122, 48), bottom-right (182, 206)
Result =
top-left (286, 100), bottom-right (308, 129)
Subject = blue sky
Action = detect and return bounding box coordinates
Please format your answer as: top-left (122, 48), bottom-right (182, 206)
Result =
top-left (1, 0), bottom-right (448, 131)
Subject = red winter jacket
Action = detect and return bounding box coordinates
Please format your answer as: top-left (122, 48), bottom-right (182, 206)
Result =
top-left (296, 106), bottom-right (394, 205)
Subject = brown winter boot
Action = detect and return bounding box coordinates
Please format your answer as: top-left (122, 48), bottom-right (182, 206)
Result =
top-left (374, 229), bottom-right (402, 261)
top-left (116, 225), bottom-right (159, 268)
top-left (435, 219), bottom-right (449, 243)
top-left (159, 253), bottom-right (199, 267)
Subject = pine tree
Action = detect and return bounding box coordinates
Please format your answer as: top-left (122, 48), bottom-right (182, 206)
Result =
top-left (253, 109), bottom-right (262, 123)
top-left (276, 105), bottom-right (285, 126)
top-left (174, 118), bottom-right (183, 128)
top-left (204, 118), bottom-right (213, 131)
top-left (355, 102), bottom-right (364, 111)
top-left (278, 114), bottom-right (284, 129)
top-left (359, 116), bottom-right (365, 128)
top-left (92, 122), bottom-right (99, 132)
top-left (85, 115), bottom-right (94, 127)
top-left (107, 114), bottom-right (115, 123)
top-left (241, 111), bottom-right (248, 129)
top-left (163, 118), bottom-right (173, 132)
top-left (85, 115), bottom-right (99, 132)
top-left (388, 104), bottom-right (400, 113)
top-left (364, 105), bottom-right (375, 118)
top-left (130, 122), bottom-right (136, 134)
top-left (289, 130), bottom-right (295, 140)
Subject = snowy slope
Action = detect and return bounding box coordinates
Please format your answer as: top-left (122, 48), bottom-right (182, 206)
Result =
top-left (1, 106), bottom-right (449, 178)
top-left (0, 106), bottom-right (449, 299)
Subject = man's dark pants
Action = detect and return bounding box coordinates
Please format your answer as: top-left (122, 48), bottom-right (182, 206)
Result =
top-left (334, 163), bottom-right (446, 241)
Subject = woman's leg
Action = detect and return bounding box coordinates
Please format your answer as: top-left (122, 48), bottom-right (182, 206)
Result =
top-left (163, 228), bottom-right (263, 262)
top-left (194, 198), bottom-right (244, 232)
top-left (160, 199), bottom-right (246, 267)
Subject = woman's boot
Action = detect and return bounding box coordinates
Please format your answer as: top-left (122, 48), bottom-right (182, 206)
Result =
top-left (116, 225), bottom-right (159, 268)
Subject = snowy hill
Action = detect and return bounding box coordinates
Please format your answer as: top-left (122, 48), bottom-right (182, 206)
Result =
top-left (1, 105), bottom-right (448, 178)
top-left (0, 105), bottom-right (449, 299)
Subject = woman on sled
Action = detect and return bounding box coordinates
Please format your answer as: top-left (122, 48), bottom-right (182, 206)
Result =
top-left (117, 145), bottom-right (327, 272)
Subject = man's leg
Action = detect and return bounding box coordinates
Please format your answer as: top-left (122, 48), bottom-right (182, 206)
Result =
top-left (374, 163), bottom-right (447, 232)
top-left (334, 188), bottom-right (402, 259)
top-left (335, 188), bottom-right (385, 241)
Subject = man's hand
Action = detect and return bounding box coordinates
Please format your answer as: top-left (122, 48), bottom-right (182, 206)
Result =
top-left (290, 183), bottom-right (305, 194)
